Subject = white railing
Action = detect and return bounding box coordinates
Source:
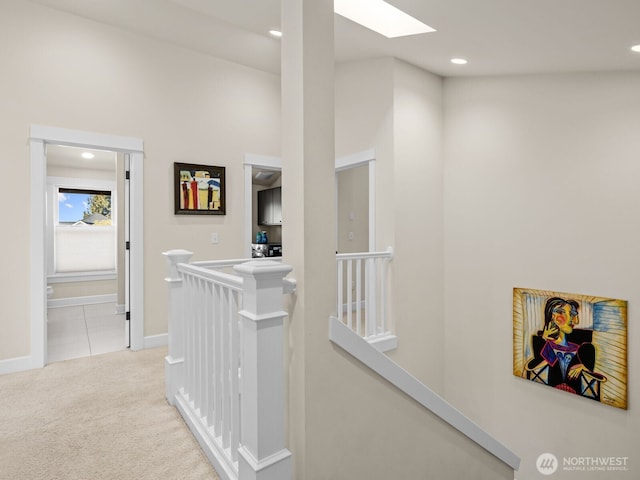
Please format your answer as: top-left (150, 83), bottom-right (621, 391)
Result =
top-left (163, 250), bottom-right (293, 480)
top-left (336, 247), bottom-right (396, 351)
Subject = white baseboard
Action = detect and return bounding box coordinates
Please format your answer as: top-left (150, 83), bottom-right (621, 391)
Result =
top-left (144, 333), bottom-right (168, 349)
top-left (0, 355), bottom-right (34, 376)
top-left (0, 333), bottom-right (167, 376)
top-left (48, 294), bottom-right (117, 309)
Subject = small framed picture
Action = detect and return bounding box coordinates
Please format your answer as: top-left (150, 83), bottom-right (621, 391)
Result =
top-left (174, 162), bottom-right (226, 215)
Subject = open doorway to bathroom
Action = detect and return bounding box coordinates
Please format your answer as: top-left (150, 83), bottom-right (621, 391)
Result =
top-left (45, 145), bottom-right (127, 363)
top-left (29, 125), bottom-right (144, 369)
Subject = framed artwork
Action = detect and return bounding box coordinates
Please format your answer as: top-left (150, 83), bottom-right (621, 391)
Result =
top-left (174, 162), bottom-right (226, 215)
top-left (513, 287), bottom-right (627, 410)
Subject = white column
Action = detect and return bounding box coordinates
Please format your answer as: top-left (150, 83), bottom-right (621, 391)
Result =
top-left (234, 260), bottom-right (293, 480)
top-left (281, 0), bottom-right (336, 477)
top-left (163, 249), bottom-right (193, 405)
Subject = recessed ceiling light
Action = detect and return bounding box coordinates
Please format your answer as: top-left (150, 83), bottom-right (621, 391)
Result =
top-left (334, 0), bottom-right (435, 38)
top-left (631, 44), bottom-right (640, 53)
top-left (81, 152), bottom-right (95, 159)
top-left (269, 29), bottom-right (282, 38)
top-left (451, 58), bottom-right (468, 65)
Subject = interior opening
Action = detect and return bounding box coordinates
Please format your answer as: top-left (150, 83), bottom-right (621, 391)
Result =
top-left (45, 144), bottom-right (127, 363)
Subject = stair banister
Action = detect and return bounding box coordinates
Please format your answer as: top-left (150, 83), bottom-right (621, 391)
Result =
top-left (163, 249), bottom-right (193, 405)
top-left (233, 260), bottom-right (292, 480)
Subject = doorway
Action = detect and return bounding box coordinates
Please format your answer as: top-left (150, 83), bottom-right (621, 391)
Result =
top-left (29, 125), bottom-right (144, 369)
top-left (45, 145), bottom-right (125, 362)
top-left (243, 149), bottom-right (376, 257)
top-left (244, 154), bottom-right (282, 258)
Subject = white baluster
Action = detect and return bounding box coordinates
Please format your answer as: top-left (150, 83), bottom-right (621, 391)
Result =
top-left (230, 289), bottom-right (241, 462)
top-left (337, 259), bottom-right (343, 322)
top-left (205, 281), bottom-right (214, 428)
top-left (346, 259), bottom-right (353, 329)
top-left (356, 259), bottom-right (362, 335)
top-left (213, 283), bottom-right (223, 437)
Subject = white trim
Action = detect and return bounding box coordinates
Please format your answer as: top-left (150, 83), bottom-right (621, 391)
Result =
top-left (335, 148), bottom-right (375, 172)
top-left (328, 317), bottom-right (521, 471)
top-left (368, 160), bottom-right (376, 251)
top-left (244, 153), bottom-right (282, 170)
top-left (144, 333), bottom-right (168, 349)
top-left (29, 125), bottom-right (145, 370)
top-left (0, 356), bottom-right (33, 376)
top-left (174, 393), bottom-right (237, 480)
top-left (367, 333), bottom-right (398, 352)
top-left (48, 294), bottom-right (117, 309)
top-left (48, 272), bottom-right (117, 283)
top-left (30, 124), bottom-right (143, 152)
top-left (29, 137), bottom-right (46, 369)
top-left (244, 163), bottom-right (254, 259)
top-left (128, 151), bottom-right (144, 351)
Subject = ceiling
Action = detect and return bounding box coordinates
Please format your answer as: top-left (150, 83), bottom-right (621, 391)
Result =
top-left (30, 0), bottom-right (640, 77)
top-left (47, 144), bottom-right (117, 171)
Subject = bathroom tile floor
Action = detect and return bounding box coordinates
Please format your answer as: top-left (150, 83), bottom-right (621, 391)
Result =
top-left (47, 302), bottom-right (127, 364)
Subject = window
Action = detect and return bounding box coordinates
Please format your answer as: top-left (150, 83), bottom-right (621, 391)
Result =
top-left (58, 188), bottom-right (112, 225)
top-left (47, 178), bottom-right (117, 278)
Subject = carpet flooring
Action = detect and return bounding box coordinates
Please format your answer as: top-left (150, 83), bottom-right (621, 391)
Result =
top-left (0, 347), bottom-right (219, 480)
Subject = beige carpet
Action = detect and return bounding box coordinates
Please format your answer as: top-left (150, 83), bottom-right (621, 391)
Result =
top-left (0, 347), bottom-right (219, 480)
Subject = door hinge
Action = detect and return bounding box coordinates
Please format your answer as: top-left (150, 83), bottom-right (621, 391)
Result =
top-left (125, 170), bottom-right (130, 180)
top-left (126, 312), bottom-right (131, 321)
top-left (125, 241), bottom-right (130, 250)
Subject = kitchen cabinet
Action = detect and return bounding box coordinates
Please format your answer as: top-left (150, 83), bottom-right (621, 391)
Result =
top-left (257, 187), bottom-right (282, 225)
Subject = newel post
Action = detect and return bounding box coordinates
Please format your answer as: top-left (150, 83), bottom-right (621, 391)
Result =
top-left (234, 260), bottom-right (293, 480)
top-left (162, 249), bottom-right (194, 406)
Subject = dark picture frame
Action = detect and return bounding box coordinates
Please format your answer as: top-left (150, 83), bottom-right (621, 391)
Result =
top-left (174, 162), bottom-right (226, 215)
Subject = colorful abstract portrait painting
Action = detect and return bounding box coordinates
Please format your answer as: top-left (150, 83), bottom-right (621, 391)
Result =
top-left (513, 288), bottom-right (627, 409)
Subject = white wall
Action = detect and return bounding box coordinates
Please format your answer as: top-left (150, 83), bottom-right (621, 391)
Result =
top-left (335, 58), bottom-right (445, 391)
top-left (444, 72), bottom-right (640, 479)
top-left (0, 0), bottom-right (280, 360)
top-left (302, 58), bottom-right (505, 480)
top-left (391, 60), bottom-right (444, 390)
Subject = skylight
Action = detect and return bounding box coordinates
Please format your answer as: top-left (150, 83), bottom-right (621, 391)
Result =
top-left (334, 0), bottom-right (435, 38)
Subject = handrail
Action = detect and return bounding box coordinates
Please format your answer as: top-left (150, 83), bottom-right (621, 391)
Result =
top-left (164, 251), bottom-right (294, 480)
top-left (191, 257), bottom-right (296, 294)
top-left (192, 256), bottom-right (278, 269)
top-left (336, 246), bottom-right (393, 261)
top-left (176, 262), bottom-right (244, 291)
top-left (329, 317), bottom-right (520, 471)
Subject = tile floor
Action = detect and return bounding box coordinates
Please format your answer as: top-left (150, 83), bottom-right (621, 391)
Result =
top-left (47, 302), bottom-right (127, 364)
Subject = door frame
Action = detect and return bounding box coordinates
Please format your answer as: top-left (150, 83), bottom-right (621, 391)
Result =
top-left (29, 125), bottom-right (145, 368)
top-left (244, 149), bottom-right (376, 257)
